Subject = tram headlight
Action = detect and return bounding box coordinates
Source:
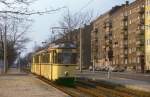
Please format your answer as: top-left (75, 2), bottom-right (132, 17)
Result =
top-left (64, 71), bottom-right (69, 77)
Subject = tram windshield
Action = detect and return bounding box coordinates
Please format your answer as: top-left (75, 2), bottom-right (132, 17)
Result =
top-left (57, 53), bottom-right (77, 64)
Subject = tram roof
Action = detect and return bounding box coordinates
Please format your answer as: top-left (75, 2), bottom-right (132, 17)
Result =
top-left (48, 43), bottom-right (76, 49)
top-left (33, 49), bottom-right (48, 55)
top-left (33, 43), bottom-right (76, 55)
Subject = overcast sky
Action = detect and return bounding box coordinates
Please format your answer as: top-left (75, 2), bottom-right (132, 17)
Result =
top-left (25, 0), bottom-right (134, 54)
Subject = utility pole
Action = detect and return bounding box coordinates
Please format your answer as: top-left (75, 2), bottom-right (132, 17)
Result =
top-left (80, 28), bottom-right (82, 72)
top-left (18, 52), bottom-right (21, 71)
top-left (93, 58), bottom-right (95, 72)
top-left (3, 13), bottom-right (7, 73)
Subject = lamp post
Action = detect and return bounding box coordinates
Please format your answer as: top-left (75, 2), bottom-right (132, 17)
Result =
top-left (3, 13), bottom-right (7, 73)
top-left (79, 28), bottom-right (83, 72)
top-left (107, 46), bottom-right (113, 79)
top-left (18, 52), bottom-right (21, 71)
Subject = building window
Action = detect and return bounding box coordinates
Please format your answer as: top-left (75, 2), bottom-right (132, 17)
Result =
top-left (113, 60), bottom-right (115, 65)
top-left (116, 59), bottom-right (118, 64)
top-left (124, 12), bottom-right (128, 16)
top-left (134, 57), bottom-right (136, 63)
top-left (125, 50), bottom-right (128, 54)
top-left (121, 60), bottom-right (124, 64)
top-left (147, 39), bottom-right (150, 45)
top-left (129, 10), bottom-right (132, 14)
top-left (129, 48), bottom-right (131, 54)
top-left (125, 21), bottom-right (128, 26)
top-left (129, 20), bottom-right (132, 24)
top-left (125, 59), bottom-right (128, 64)
top-left (129, 58), bottom-right (131, 64)
top-left (137, 57), bottom-right (140, 63)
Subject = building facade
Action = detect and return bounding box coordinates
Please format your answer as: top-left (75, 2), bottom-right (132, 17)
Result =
top-left (92, 0), bottom-right (150, 72)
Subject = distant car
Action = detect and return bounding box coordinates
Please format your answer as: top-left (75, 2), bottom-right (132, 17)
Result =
top-left (89, 66), bottom-right (93, 71)
top-left (95, 67), bottom-right (101, 71)
top-left (75, 66), bottom-right (79, 70)
top-left (112, 66), bottom-right (125, 72)
top-left (99, 65), bottom-right (107, 71)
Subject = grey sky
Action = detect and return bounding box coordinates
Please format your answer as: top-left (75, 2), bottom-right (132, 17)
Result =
top-left (26, 0), bottom-right (134, 54)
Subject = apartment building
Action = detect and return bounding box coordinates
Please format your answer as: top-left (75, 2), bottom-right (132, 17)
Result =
top-left (91, 12), bottom-right (111, 68)
top-left (92, 0), bottom-right (150, 72)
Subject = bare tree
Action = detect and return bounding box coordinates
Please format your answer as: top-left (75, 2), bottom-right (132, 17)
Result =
top-left (59, 9), bottom-right (94, 32)
top-left (51, 9), bottom-right (94, 43)
top-left (0, 0), bottom-right (65, 15)
top-left (0, 0), bottom-right (65, 66)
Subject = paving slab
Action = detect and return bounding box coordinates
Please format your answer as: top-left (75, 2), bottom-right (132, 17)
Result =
top-left (0, 68), bottom-right (69, 97)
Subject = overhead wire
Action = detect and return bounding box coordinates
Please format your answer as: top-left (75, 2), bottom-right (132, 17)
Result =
top-left (75, 0), bottom-right (94, 14)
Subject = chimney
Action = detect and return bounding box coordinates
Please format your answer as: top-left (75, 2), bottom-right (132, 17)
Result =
top-left (126, 1), bottom-right (129, 5)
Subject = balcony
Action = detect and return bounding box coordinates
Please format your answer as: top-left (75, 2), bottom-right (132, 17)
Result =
top-left (136, 40), bottom-right (145, 47)
top-left (124, 54), bottom-right (128, 58)
top-left (102, 45), bottom-right (106, 49)
top-left (122, 26), bottom-right (128, 31)
top-left (94, 28), bottom-right (98, 33)
top-left (124, 31), bottom-right (128, 35)
top-left (137, 51), bottom-right (144, 56)
top-left (105, 43), bottom-right (111, 47)
top-left (137, 46), bottom-right (145, 53)
top-left (137, 35), bottom-right (145, 42)
top-left (104, 21), bottom-right (112, 28)
top-left (109, 33), bottom-right (112, 36)
top-left (124, 33), bottom-right (128, 38)
top-left (120, 54), bottom-right (124, 58)
top-left (123, 36), bottom-right (128, 40)
top-left (105, 34), bottom-right (110, 39)
top-left (106, 40), bottom-right (109, 44)
top-left (122, 16), bottom-right (128, 21)
top-left (124, 45), bottom-right (128, 49)
top-left (140, 18), bottom-right (145, 25)
top-left (138, 7), bottom-right (145, 14)
top-left (94, 38), bottom-right (98, 42)
top-left (137, 30), bottom-right (145, 35)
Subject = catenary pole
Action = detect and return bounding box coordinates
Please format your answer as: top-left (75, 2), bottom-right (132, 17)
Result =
top-left (3, 13), bottom-right (7, 73)
top-left (80, 28), bottom-right (82, 72)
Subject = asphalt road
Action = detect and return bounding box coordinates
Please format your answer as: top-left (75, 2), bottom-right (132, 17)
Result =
top-left (76, 70), bottom-right (150, 83)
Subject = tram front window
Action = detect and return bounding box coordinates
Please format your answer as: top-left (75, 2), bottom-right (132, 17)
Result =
top-left (62, 53), bottom-right (71, 64)
top-left (58, 53), bottom-right (76, 64)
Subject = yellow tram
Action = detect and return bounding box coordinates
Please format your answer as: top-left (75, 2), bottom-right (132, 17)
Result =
top-left (31, 43), bottom-right (77, 82)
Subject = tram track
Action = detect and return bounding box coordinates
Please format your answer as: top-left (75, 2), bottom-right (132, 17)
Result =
top-left (33, 73), bottom-right (150, 97)
top-left (36, 75), bottom-right (93, 97)
top-left (77, 78), bottom-right (150, 97)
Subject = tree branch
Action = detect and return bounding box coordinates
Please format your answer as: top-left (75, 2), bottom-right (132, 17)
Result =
top-left (0, 7), bottom-right (66, 15)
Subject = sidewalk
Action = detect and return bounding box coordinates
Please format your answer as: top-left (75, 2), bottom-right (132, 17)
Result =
top-left (0, 68), bottom-right (69, 97)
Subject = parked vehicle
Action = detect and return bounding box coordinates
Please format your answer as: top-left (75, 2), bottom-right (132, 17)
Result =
top-left (111, 66), bottom-right (125, 72)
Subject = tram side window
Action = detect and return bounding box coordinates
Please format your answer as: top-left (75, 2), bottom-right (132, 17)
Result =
top-left (71, 53), bottom-right (77, 64)
top-left (41, 54), bottom-right (50, 63)
top-left (57, 53), bottom-right (77, 64)
top-left (34, 55), bottom-right (39, 63)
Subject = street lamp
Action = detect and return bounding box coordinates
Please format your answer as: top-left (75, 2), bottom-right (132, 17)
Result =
top-left (79, 28), bottom-right (83, 72)
top-left (18, 52), bottom-right (21, 71)
top-left (3, 13), bottom-right (7, 73)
